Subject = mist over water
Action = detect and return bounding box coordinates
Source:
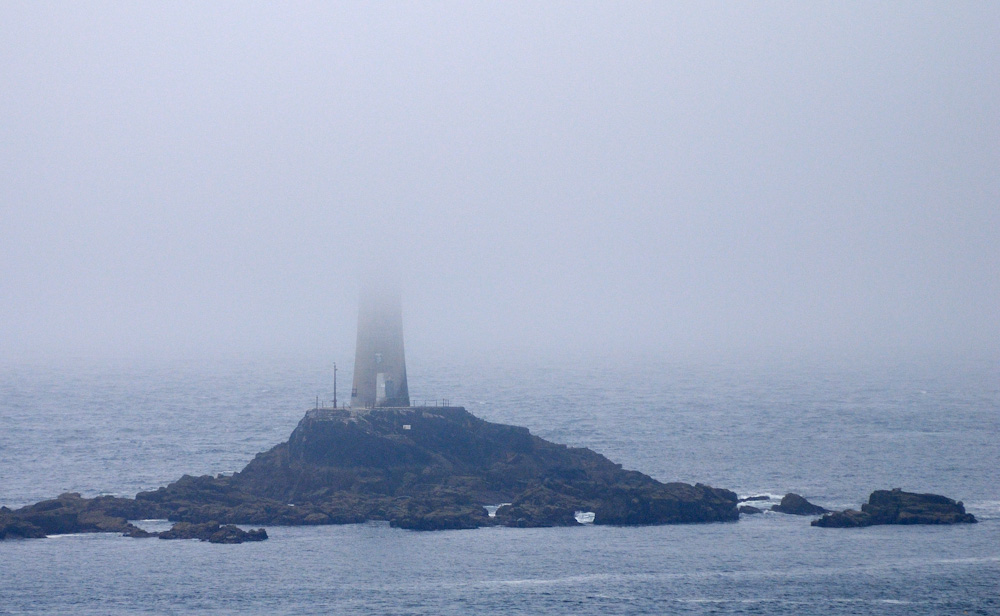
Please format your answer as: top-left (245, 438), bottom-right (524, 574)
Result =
top-left (2, 2), bottom-right (998, 363)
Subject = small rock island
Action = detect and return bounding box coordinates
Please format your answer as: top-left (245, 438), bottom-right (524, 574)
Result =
top-left (0, 410), bottom-right (980, 542)
top-left (812, 488), bottom-right (977, 528)
top-left (1, 406), bottom-right (739, 541)
top-left (152, 406), bottom-right (740, 530)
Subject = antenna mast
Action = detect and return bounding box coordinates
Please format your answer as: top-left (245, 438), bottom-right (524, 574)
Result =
top-left (333, 362), bottom-right (338, 408)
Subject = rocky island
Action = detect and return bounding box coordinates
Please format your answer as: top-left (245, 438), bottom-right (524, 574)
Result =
top-left (812, 488), bottom-right (977, 527)
top-left (0, 406), bottom-right (739, 541)
top-left (1, 408), bottom-right (980, 543)
top-left (770, 492), bottom-right (829, 516)
top-left (3, 292), bottom-right (979, 543)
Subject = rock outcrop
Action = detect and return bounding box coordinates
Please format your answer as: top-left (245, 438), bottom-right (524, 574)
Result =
top-left (153, 407), bottom-right (738, 529)
top-left (1, 406), bottom-right (739, 539)
top-left (158, 521), bottom-right (267, 543)
top-left (812, 489), bottom-right (977, 528)
top-left (0, 492), bottom-right (267, 543)
top-left (0, 507), bottom-right (47, 539)
top-left (770, 493), bottom-right (829, 515)
top-left (2, 493), bottom-right (157, 538)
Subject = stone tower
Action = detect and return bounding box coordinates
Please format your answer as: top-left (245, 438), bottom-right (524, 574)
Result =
top-left (350, 284), bottom-right (410, 408)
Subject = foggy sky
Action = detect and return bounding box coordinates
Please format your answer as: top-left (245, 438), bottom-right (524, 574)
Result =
top-left (2, 2), bottom-right (998, 364)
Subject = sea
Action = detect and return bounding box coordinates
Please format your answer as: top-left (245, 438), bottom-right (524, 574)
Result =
top-left (1, 352), bottom-right (998, 615)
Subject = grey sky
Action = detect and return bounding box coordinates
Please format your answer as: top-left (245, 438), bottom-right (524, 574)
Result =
top-left (2, 2), bottom-right (998, 363)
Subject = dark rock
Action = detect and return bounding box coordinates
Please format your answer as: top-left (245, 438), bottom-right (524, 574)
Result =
top-left (0, 511), bottom-right (47, 539)
top-left (3, 406), bottom-right (738, 538)
top-left (218, 407), bottom-right (738, 529)
top-left (813, 489), bottom-right (977, 528)
top-left (209, 525), bottom-right (267, 544)
top-left (811, 509), bottom-right (870, 527)
top-left (390, 502), bottom-right (490, 530)
top-left (738, 505), bottom-right (763, 515)
top-left (304, 512), bottom-right (330, 524)
top-left (593, 483), bottom-right (738, 525)
top-left (493, 486), bottom-right (583, 527)
top-left (5, 492), bottom-right (156, 538)
top-left (771, 493), bottom-right (829, 515)
top-left (157, 521), bottom-right (267, 543)
top-left (739, 495), bottom-right (771, 502)
top-left (157, 521), bottom-right (211, 540)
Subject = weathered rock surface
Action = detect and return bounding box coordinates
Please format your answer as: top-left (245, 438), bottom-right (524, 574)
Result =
top-left (494, 486), bottom-right (585, 527)
top-left (2, 493), bottom-right (158, 538)
top-left (812, 489), bottom-right (977, 528)
top-left (771, 493), bottom-right (829, 515)
top-left (738, 505), bottom-right (763, 515)
top-left (158, 521), bottom-right (268, 543)
top-left (164, 407), bottom-right (739, 529)
top-left (591, 482), bottom-right (737, 526)
top-left (1, 406), bottom-right (738, 538)
top-left (0, 508), bottom-right (47, 539)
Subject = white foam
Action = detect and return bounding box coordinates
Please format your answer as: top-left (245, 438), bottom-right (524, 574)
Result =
top-left (933, 556), bottom-right (1000, 565)
top-left (473, 572), bottom-right (638, 588)
top-left (738, 492), bottom-right (781, 501)
top-left (484, 504), bottom-right (511, 518)
top-left (574, 511), bottom-right (595, 524)
top-left (966, 500), bottom-right (1000, 516)
top-left (129, 518), bottom-right (174, 532)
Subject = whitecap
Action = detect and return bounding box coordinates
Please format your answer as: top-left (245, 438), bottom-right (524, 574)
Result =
top-left (129, 518), bottom-right (172, 532)
top-left (484, 503), bottom-right (511, 517)
top-left (738, 492), bottom-right (781, 501)
top-left (966, 500), bottom-right (1000, 517)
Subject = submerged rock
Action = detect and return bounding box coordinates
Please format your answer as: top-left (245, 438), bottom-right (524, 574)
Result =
top-left (2, 406), bottom-right (738, 539)
top-left (771, 493), bottom-right (829, 516)
top-left (812, 489), bottom-right (977, 528)
top-left (738, 505), bottom-right (763, 515)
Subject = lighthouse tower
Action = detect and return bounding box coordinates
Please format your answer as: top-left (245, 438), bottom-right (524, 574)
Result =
top-left (350, 284), bottom-right (410, 408)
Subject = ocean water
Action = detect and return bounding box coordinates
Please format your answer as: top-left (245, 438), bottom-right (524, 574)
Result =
top-left (1, 353), bottom-right (998, 615)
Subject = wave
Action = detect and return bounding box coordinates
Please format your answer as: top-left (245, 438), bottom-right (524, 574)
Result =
top-left (738, 492), bottom-right (781, 500)
top-left (462, 555), bottom-right (1000, 590)
top-left (483, 504), bottom-right (511, 518)
top-left (966, 500), bottom-right (1000, 519)
top-left (676, 597), bottom-right (926, 605)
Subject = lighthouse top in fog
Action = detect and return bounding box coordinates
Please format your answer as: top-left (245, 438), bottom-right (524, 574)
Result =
top-left (350, 284), bottom-right (410, 408)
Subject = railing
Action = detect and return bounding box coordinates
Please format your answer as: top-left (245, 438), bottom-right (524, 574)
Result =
top-left (312, 398), bottom-right (455, 410)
